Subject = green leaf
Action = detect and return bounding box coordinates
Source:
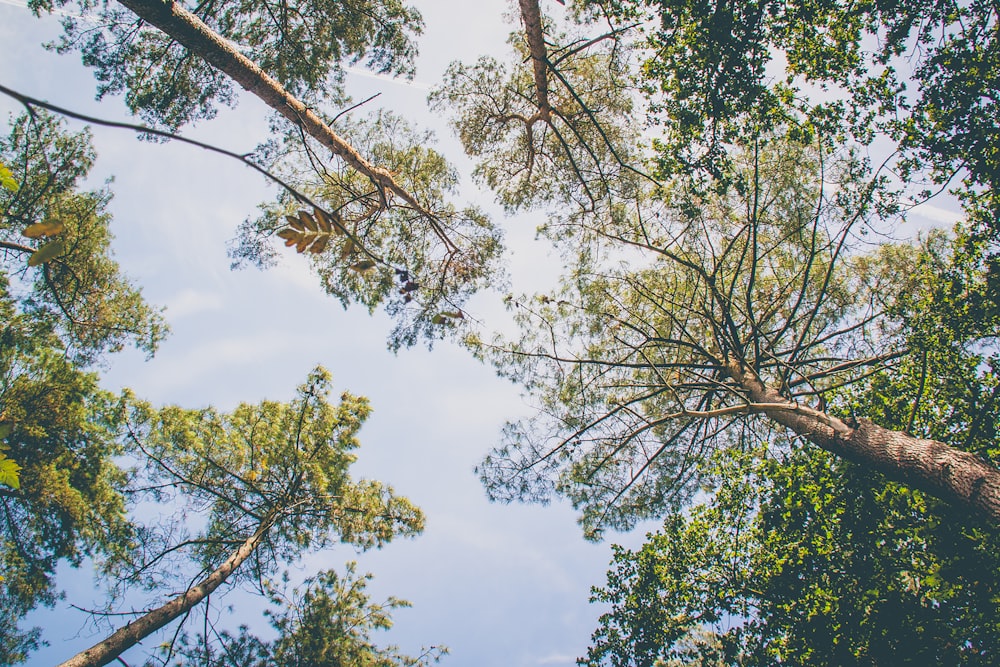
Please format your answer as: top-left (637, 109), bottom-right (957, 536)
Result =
top-left (0, 161), bottom-right (17, 192)
top-left (28, 240), bottom-right (66, 267)
top-left (0, 454), bottom-right (21, 490)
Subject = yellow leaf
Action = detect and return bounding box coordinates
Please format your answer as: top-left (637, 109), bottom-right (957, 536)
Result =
top-left (28, 240), bottom-right (65, 267)
top-left (349, 260), bottom-right (377, 272)
top-left (22, 221), bottom-right (64, 238)
top-left (285, 215), bottom-right (305, 231)
top-left (295, 235), bottom-right (312, 253)
top-left (277, 228), bottom-right (300, 241)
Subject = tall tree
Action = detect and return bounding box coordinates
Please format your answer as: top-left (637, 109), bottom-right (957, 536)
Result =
top-left (58, 367), bottom-right (424, 667)
top-left (470, 134), bottom-right (1000, 534)
top-left (33, 0), bottom-right (503, 347)
top-left (0, 112), bottom-right (165, 665)
top-left (584, 240), bottom-right (1000, 662)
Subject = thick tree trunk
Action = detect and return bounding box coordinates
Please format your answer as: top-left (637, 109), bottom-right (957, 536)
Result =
top-left (518, 0), bottom-right (553, 119)
top-left (729, 363), bottom-right (1000, 525)
top-left (114, 0), bottom-right (437, 221)
top-left (57, 515), bottom-right (276, 667)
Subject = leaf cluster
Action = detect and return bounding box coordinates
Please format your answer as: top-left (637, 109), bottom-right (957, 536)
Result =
top-left (34, 0), bottom-right (424, 130)
top-left (231, 110), bottom-right (503, 350)
top-left (1, 111), bottom-right (168, 363)
top-left (580, 0), bottom-right (1000, 220)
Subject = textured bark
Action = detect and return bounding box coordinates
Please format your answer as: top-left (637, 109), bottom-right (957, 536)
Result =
top-left (729, 363), bottom-right (1000, 525)
top-left (57, 515), bottom-right (276, 667)
top-left (115, 0), bottom-right (441, 225)
top-left (518, 0), bottom-right (553, 119)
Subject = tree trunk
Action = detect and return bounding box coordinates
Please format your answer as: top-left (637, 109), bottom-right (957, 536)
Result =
top-left (729, 363), bottom-right (1000, 525)
top-left (518, 0), bottom-right (553, 119)
top-left (57, 514), bottom-right (276, 667)
top-left (114, 0), bottom-right (436, 221)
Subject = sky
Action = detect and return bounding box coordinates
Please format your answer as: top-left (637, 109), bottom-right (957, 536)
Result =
top-left (0, 1), bottom-right (665, 666)
top-left (0, 1), bottom-right (966, 665)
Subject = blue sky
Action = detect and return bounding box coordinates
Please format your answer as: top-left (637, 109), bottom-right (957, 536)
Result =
top-left (0, 1), bottom-right (662, 665)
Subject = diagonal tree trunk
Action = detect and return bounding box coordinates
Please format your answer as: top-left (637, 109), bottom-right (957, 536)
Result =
top-left (727, 362), bottom-right (1000, 524)
top-left (57, 513), bottom-right (277, 667)
top-left (114, 0), bottom-right (448, 237)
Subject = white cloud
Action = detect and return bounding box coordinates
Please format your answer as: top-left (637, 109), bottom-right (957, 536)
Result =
top-left (909, 201), bottom-right (963, 227)
top-left (164, 288), bottom-right (224, 320)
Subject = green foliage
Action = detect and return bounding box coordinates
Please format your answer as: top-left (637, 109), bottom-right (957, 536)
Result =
top-left (0, 447), bottom-right (21, 490)
top-left (268, 563), bottom-right (445, 667)
top-left (108, 367), bottom-right (424, 649)
top-left (0, 113), bottom-right (174, 665)
top-left (0, 112), bottom-right (168, 363)
top-left (581, 0), bottom-right (1000, 218)
top-left (0, 274), bottom-right (136, 666)
top-left (586, 444), bottom-right (1000, 667)
top-left (34, 0), bottom-right (424, 129)
top-left (231, 111), bottom-right (503, 350)
top-left (0, 159), bottom-right (17, 193)
top-left (583, 234), bottom-right (1000, 666)
top-left (165, 563), bottom-right (446, 667)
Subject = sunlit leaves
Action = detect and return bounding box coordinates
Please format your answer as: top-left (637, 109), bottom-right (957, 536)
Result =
top-left (0, 160), bottom-right (16, 192)
top-left (232, 111), bottom-right (502, 350)
top-left (38, 0), bottom-right (424, 129)
top-left (26, 240), bottom-right (65, 267)
top-left (278, 207), bottom-right (342, 255)
top-left (118, 367), bottom-right (424, 593)
top-left (1, 112), bottom-right (168, 362)
top-left (20, 220), bottom-right (63, 238)
top-left (0, 447), bottom-right (20, 490)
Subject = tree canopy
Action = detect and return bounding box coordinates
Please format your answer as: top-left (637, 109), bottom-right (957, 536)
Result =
top-left (3, 0), bottom-right (1000, 664)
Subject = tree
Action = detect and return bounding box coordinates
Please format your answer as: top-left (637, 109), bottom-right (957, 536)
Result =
top-left (58, 367), bottom-right (425, 667)
top-left (1, 111), bottom-right (167, 363)
top-left (33, 0), bottom-right (503, 348)
top-left (582, 231), bottom-right (1000, 666)
top-left (470, 133), bottom-right (1000, 535)
top-left (573, 0), bottom-right (999, 222)
top-left (0, 112), bottom-right (165, 665)
top-left (165, 563), bottom-right (446, 667)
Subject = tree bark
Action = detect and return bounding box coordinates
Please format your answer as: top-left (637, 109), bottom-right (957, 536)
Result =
top-left (114, 0), bottom-right (441, 225)
top-left (729, 363), bottom-right (1000, 525)
top-left (57, 514), bottom-right (277, 667)
top-left (518, 0), bottom-right (553, 119)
